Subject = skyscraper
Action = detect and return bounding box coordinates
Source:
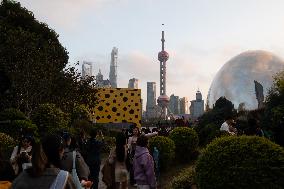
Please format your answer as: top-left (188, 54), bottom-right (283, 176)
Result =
top-left (190, 90), bottom-right (204, 118)
top-left (146, 82), bottom-right (157, 118)
top-left (82, 61), bottom-right (92, 78)
top-left (169, 94), bottom-right (180, 115)
top-left (128, 78), bottom-right (139, 89)
top-left (96, 69), bottom-right (111, 88)
top-left (180, 97), bottom-right (189, 114)
top-left (109, 47), bottom-right (118, 88)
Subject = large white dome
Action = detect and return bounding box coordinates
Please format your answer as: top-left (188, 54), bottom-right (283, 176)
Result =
top-left (208, 50), bottom-right (284, 110)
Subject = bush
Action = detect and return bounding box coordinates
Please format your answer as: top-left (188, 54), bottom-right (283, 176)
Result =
top-left (170, 168), bottom-right (196, 189)
top-left (31, 103), bottom-right (70, 135)
top-left (0, 108), bottom-right (26, 121)
top-left (196, 136), bottom-right (284, 189)
top-left (169, 127), bottom-right (199, 162)
top-left (0, 132), bottom-right (16, 159)
top-left (149, 136), bottom-right (175, 170)
top-left (101, 136), bottom-right (116, 153)
top-left (11, 120), bottom-right (39, 140)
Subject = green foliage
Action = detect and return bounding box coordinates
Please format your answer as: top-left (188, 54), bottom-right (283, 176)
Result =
top-left (196, 97), bottom-right (237, 146)
top-left (0, 132), bottom-right (15, 150)
top-left (196, 136), bottom-right (284, 189)
top-left (0, 108), bottom-right (26, 121)
top-left (0, 1), bottom-right (97, 115)
top-left (101, 136), bottom-right (115, 153)
top-left (170, 168), bottom-right (196, 189)
top-left (12, 120), bottom-right (38, 139)
top-left (169, 127), bottom-right (199, 162)
top-left (264, 71), bottom-right (284, 146)
top-left (149, 136), bottom-right (175, 170)
top-left (31, 103), bottom-right (69, 135)
top-left (71, 105), bottom-right (91, 122)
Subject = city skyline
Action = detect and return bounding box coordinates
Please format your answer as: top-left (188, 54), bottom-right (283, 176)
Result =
top-left (18, 0), bottom-right (284, 109)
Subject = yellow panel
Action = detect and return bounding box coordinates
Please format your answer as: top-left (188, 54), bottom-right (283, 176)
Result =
top-left (91, 88), bottom-right (142, 127)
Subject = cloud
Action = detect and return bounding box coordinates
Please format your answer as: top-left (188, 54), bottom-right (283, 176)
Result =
top-left (18, 0), bottom-right (117, 30)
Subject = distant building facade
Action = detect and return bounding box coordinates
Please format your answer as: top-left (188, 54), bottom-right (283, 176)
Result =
top-left (96, 69), bottom-right (111, 88)
top-left (179, 97), bottom-right (189, 114)
top-left (82, 61), bottom-right (92, 78)
top-left (109, 47), bottom-right (118, 88)
top-left (169, 94), bottom-right (180, 115)
top-left (190, 90), bottom-right (204, 118)
top-left (128, 78), bottom-right (139, 89)
top-left (146, 82), bottom-right (157, 118)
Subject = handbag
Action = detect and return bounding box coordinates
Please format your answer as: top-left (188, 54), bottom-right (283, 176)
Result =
top-left (49, 170), bottom-right (68, 189)
top-left (72, 151), bottom-right (84, 189)
top-left (101, 159), bottom-right (115, 188)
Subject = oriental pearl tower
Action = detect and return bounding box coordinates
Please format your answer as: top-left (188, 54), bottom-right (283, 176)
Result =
top-left (157, 28), bottom-right (170, 120)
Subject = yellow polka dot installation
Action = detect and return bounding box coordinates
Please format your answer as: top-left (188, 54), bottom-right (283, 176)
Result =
top-left (91, 88), bottom-right (142, 127)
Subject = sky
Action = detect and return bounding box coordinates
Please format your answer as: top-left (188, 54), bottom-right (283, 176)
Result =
top-left (18, 0), bottom-right (284, 110)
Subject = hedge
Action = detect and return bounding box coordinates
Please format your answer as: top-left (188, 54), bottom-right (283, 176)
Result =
top-left (196, 136), bottom-right (284, 189)
top-left (170, 168), bottom-right (196, 189)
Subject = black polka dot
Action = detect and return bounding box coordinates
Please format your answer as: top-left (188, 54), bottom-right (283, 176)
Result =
top-left (107, 115), bottom-right (111, 119)
top-left (123, 107), bottom-right (127, 111)
top-left (105, 110), bottom-right (108, 112)
top-left (112, 107), bottom-right (117, 112)
top-left (131, 93), bottom-right (134, 96)
top-left (113, 100), bottom-right (116, 103)
top-left (138, 94), bottom-right (141, 96)
top-left (131, 100), bottom-right (133, 102)
top-left (118, 104), bottom-right (121, 106)
top-left (129, 109), bottom-right (134, 114)
top-left (96, 116), bottom-right (100, 120)
top-left (115, 95), bottom-right (117, 97)
top-left (120, 93), bottom-right (123, 96)
top-left (123, 114), bottom-right (125, 117)
top-left (110, 90), bottom-right (114, 93)
top-left (105, 94), bottom-right (110, 98)
top-left (115, 119), bottom-right (117, 121)
top-left (102, 116), bottom-right (104, 118)
top-left (98, 106), bottom-right (103, 111)
top-left (122, 120), bottom-right (127, 123)
top-left (106, 103), bottom-right (110, 106)
top-left (128, 105), bottom-right (131, 107)
top-left (130, 118), bottom-right (133, 120)
top-left (116, 113), bottom-right (120, 116)
top-left (135, 115), bottom-right (138, 118)
top-left (135, 103), bottom-right (138, 106)
top-left (123, 97), bottom-right (128, 102)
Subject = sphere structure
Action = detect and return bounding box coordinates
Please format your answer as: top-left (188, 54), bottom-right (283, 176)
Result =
top-left (208, 50), bottom-right (284, 110)
top-left (158, 50), bottom-right (169, 62)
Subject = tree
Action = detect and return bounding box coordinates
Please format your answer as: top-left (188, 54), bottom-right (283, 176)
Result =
top-left (0, 0), bottom-right (68, 115)
top-left (0, 1), bottom-right (97, 116)
top-left (264, 71), bottom-right (284, 146)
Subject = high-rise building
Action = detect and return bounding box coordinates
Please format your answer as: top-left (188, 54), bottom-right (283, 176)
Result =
top-left (96, 69), bottom-right (111, 88)
top-left (180, 97), bottom-right (189, 114)
top-left (190, 90), bottom-right (204, 118)
top-left (109, 47), bottom-right (118, 88)
top-left (169, 94), bottom-right (180, 115)
top-left (128, 78), bottom-right (139, 89)
top-left (146, 82), bottom-right (157, 118)
top-left (82, 61), bottom-right (92, 78)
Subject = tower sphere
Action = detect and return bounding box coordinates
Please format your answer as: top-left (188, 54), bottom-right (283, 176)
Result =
top-left (208, 50), bottom-right (284, 110)
top-left (158, 50), bottom-right (169, 62)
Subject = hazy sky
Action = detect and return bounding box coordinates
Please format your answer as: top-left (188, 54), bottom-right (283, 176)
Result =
top-left (18, 0), bottom-right (284, 110)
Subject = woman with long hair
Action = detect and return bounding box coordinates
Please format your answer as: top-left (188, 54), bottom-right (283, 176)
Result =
top-left (11, 134), bottom-right (76, 189)
top-left (109, 132), bottom-right (128, 189)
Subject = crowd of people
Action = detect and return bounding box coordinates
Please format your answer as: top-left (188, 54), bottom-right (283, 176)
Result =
top-left (0, 126), bottom-right (160, 189)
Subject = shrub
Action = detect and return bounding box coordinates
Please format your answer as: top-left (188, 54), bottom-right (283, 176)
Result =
top-left (0, 108), bottom-right (26, 121)
top-left (149, 136), bottom-right (175, 170)
top-left (169, 127), bottom-right (199, 162)
top-left (31, 103), bottom-right (70, 135)
top-left (196, 136), bottom-right (284, 189)
top-left (170, 168), bottom-right (196, 189)
top-left (0, 132), bottom-right (16, 159)
top-left (11, 120), bottom-right (39, 140)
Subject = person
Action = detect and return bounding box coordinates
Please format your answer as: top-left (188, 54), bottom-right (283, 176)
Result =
top-left (85, 129), bottom-right (104, 189)
top-left (61, 135), bottom-right (90, 183)
top-left (108, 132), bottom-right (128, 189)
top-left (127, 126), bottom-right (158, 186)
top-left (133, 135), bottom-right (156, 189)
top-left (0, 145), bottom-right (15, 189)
top-left (220, 116), bottom-right (236, 135)
top-left (77, 130), bottom-right (89, 160)
top-left (11, 134), bottom-right (76, 189)
top-left (10, 135), bottom-right (33, 175)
